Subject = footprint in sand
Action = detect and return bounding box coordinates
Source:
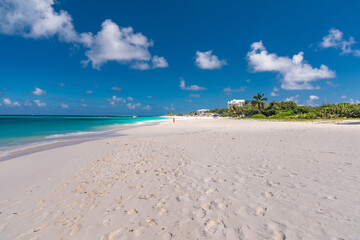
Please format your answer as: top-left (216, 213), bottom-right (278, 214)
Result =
top-left (205, 188), bottom-right (218, 195)
top-left (247, 206), bottom-right (267, 216)
top-left (324, 195), bottom-right (337, 200)
top-left (70, 224), bottom-right (82, 235)
top-left (126, 209), bottom-right (138, 215)
top-left (262, 191), bottom-right (274, 198)
top-left (204, 219), bottom-right (224, 235)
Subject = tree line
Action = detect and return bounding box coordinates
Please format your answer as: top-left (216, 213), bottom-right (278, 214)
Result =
top-left (210, 93), bottom-right (360, 119)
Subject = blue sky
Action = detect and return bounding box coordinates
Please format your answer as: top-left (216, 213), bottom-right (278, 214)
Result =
top-left (0, 0), bottom-right (360, 115)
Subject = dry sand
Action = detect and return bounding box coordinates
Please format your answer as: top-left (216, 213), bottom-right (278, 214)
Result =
top-left (0, 118), bottom-right (359, 240)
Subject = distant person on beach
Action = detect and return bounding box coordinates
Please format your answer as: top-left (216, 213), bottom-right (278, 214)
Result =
top-left (173, 117), bottom-right (175, 123)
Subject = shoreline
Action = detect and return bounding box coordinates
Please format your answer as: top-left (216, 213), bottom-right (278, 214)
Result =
top-left (0, 118), bottom-right (168, 161)
top-left (0, 118), bottom-right (359, 239)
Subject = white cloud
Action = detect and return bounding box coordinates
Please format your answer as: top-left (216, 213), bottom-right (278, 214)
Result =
top-left (151, 55), bottom-right (168, 68)
top-left (144, 105), bottom-right (151, 110)
top-left (107, 95), bottom-right (126, 105)
top-left (131, 62), bottom-right (151, 70)
top-left (127, 97), bottom-right (133, 101)
top-left (306, 95), bottom-right (320, 106)
top-left (130, 55), bottom-right (168, 70)
top-left (2, 97), bottom-right (20, 107)
top-left (270, 87), bottom-right (280, 97)
top-left (349, 98), bottom-right (360, 104)
top-left (247, 41), bottom-right (336, 90)
top-left (111, 87), bottom-right (122, 92)
top-left (326, 81), bottom-right (339, 87)
top-left (57, 82), bottom-right (65, 87)
top-left (24, 100), bottom-right (33, 106)
top-left (0, 0), bottom-right (79, 42)
top-left (309, 95), bottom-right (319, 100)
top-left (285, 95), bottom-right (299, 103)
top-left (33, 99), bottom-right (46, 107)
top-left (60, 102), bottom-right (68, 108)
top-left (341, 95), bottom-right (347, 99)
top-left (321, 28), bottom-right (360, 57)
top-left (163, 104), bottom-right (175, 111)
top-left (246, 79), bottom-right (251, 83)
top-left (179, 78), bottom-right (206, 91)
top-left (86, 90), bottom-right (93, 94)
top-left (81, 20), bottom-right (168, 70)
top-left (0, 1), bottom-right (167, 70)
top-left (32, 87), bottom-right (46, 96)
top-left (126, 102), bottom-right (140, 109)
top-left (195, 50), bottom-right (227, 69)
top-left (82, 19), bottom-right (153, 69)
top-left (147, 95), bottom-right (159, 99)
top-left (223, 86), bottom-right (246, 92)
top-left (189, 94), bottom-right (200, 98)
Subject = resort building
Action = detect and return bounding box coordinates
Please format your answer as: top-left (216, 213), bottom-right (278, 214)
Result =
top-left (228, 99), bottom-right (245, 108)
top-left (197, 109), bottom-right (210, 116)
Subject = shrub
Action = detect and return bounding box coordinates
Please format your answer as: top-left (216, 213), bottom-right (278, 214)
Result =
top-left (250, 114), bottom-right (267, 119)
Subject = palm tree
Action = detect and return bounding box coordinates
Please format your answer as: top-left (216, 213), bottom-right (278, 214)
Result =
top-left (252, 92), bottom-right (268, 113)
top-left (229, 105), bottom-right (238, 118)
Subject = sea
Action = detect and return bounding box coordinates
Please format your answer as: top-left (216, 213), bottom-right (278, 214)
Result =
top-left (0, 115), bottom-right (166, 158)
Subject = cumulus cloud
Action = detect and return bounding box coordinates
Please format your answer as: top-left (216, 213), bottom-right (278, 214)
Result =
top-left (285, 95), bottom-right (299, 103)
top-left (86, 90), bottom-right (93, 94)
top-left (81, 20), bottom-right (168, 70)
top-left (107, 95), bottom-right (126, 105)
top-left (326, 81), bottom-right (339, 87)
top-left (81, 20), bottom-right (153, 69)
top-left (349, 98), bottom-right (360, 104)
top-left (33, 99), bottom-right (46, 107)
top-left (147, 95), bottom-right (159, 99)
top-left (60, 102), bottom-right (68, 108)
top-left (195, 50), bottom-right (227, 69)
top-left (341, 95), bottom-right (347, 99)
top-left (144, 105), bottom-right (151, 110)
top-left (223, 86), bottom-right (246, 93)
top-left (130, 55), bottom-right (168, 70)
top-left (151, 55), bottom-right (168, 68)
top-left (179, 78), bottom-right (206, 91)
top-left (127, 97), bottom-right (133, 101)
top-left (306, 95), bottom-right (320, 106)
top-left (32, 87), bottom-right (46, 96)
top-left (0, 1), bottom-right (167, 70)
top-left (270, 87), bottom-right (280, 97)
top-left (321, 28), bottom-right (360, 57)
top-left (0, 0), bottom-right (79, 42)
top-left (111, 87), bottom-right (122, 92)
top-left (126, 102), bottom-right (141, 109)
top-left (247, 41), bottom-right (335, 90)
top-left (2, 97), bottom-right (20, 107)
top-left (163, 104), bottom-right (175, 111)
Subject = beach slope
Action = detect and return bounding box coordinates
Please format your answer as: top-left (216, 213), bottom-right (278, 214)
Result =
top-left (0, 119), bottom-right (359, 239)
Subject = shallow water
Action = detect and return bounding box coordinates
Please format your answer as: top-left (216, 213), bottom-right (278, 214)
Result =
top-left (0, 115), bottom-right (165, 156)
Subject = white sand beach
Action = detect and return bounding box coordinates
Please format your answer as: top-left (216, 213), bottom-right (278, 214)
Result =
top-left (0, 118), bottom-right (359, 240)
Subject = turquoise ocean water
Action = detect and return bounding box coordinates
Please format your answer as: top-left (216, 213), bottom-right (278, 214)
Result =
top-left (0, 115), bottom-right (165, 156)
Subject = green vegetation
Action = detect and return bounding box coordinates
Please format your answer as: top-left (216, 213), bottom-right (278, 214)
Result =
top-left (168, 93), bottom-right (360, 120)
top-left (250, 114), bottom-right (267, 119)
top-left (210, 93), bottom-right (360, 119)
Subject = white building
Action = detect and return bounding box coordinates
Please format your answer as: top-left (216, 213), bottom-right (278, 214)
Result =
top-left (197, 109), bottom-right (210, 116)
top-left (228, 99), bottom-right (245, 108)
